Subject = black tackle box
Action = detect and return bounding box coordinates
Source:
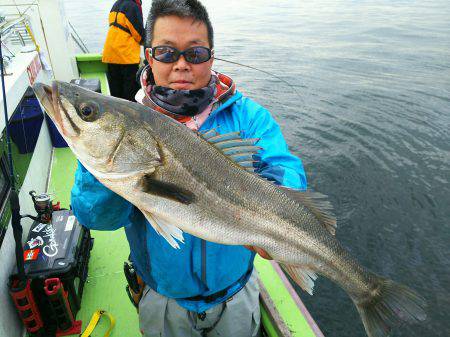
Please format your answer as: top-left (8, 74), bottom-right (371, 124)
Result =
top-left (22, 210), bottom-right (93, 335)
top-left (69, 78), bottom-right (101, 93)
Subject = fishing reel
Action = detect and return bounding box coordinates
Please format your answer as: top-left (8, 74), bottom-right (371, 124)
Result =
top-left (26, 190), bottom-right (61, 223)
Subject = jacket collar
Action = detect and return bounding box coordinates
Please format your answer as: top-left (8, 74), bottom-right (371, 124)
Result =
top-left (138, 65), bottom-right (239, 123)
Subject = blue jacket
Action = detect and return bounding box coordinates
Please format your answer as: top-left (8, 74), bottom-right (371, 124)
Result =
top-left (71, 89), bottom-right (307, 312)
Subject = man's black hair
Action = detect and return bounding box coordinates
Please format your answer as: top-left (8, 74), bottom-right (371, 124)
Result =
top-left (145, 0), bottom-right (214, 49)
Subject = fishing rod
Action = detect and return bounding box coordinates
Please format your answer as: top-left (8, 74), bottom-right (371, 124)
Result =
top-left (214, 56), bottom-right (302, 99)
top-left (0, 32), bottom-right (25, 281)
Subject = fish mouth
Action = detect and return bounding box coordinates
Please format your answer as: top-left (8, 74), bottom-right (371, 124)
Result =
top-left (32, 82), bottom-right (62, 127)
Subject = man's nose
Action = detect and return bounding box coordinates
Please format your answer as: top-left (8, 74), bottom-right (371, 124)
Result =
top-left (173, 55), bottom-right (190, 71)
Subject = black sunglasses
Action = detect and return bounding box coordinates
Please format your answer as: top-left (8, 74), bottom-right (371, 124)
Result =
top-left (149, 46), bottom-right (214, 64)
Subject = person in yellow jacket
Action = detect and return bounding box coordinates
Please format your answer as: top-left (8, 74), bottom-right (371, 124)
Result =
top-left (102, 0), bottom-right (144, 101)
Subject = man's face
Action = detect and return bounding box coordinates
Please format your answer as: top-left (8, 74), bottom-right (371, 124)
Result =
top-left (147, 16), bottom-right (213, 90)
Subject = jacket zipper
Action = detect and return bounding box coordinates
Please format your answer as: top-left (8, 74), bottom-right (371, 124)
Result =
top-left (201, 239), bottom-right (207, 287)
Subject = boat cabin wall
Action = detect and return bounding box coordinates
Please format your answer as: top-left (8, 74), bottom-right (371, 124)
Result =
top-left (34, 0), bottom-right (80, 81)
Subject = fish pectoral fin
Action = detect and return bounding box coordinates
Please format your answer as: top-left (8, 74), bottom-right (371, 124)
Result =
top-left (140, 175), bottom-right (195, 205)
top-left (281, 264), bottom-right (318, 295)
top-left (141, 210), bottom-right (185, 249)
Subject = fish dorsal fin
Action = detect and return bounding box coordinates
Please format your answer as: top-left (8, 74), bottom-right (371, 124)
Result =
top-left (229, 152), bottom-right (257, 162)
top-left (207, 131), bottom-right (241, 143)
top-left (239, 160), bottom-right (256, 168)
top-left (200, 130), bottom-right (262, 172)
top-left (141, 209), bottom-right (184, 249)
top-left (281, 264), bottom-right (317, 295)
top-left (222, 145), bottom-right (262, 156)
top-left (201, 127), bottom-right (220, 140)
top-left (213, 138), bottom-right (260, 150)
top-left (280, 187), bottom-right (337, 235)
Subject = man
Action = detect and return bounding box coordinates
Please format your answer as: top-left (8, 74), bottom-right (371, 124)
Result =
top-left (72, 0), bottom-right (307, 336)
top-left (102, 0), bottom-right (144, 101)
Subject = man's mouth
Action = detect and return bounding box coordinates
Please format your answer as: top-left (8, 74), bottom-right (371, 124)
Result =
top-left (170, 80), bottom-right (193, 90)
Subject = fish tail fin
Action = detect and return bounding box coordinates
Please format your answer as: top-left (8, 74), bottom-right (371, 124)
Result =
top-left (355, 277), bottom-right (427, 337)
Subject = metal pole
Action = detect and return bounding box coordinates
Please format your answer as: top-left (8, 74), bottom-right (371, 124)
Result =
top-left (0, 34), bottom-right (16, 188)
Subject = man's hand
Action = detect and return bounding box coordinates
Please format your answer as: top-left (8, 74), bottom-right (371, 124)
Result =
top-left (244, 245), bottom-right (273, 260)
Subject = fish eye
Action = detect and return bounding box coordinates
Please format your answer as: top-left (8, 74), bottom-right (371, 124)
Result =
top-left (81, 105), bottom-right (93, 116)
top-left (78, 102), bottom-right (98, 121)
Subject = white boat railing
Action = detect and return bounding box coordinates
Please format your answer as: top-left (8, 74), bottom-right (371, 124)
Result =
top-left (0, 15), bottom-right (37, 73)
top-left (0, 16), bottom-right (33, 44)
top-left (67, 20), bottom-right (89, 54)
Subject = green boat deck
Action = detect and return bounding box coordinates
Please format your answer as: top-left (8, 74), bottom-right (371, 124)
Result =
top-left (41, 54), bottom-right (321, 336)
top-left (48, 147), bottom-right (139, 335)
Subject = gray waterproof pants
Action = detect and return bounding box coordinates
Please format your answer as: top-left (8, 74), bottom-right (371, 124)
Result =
top-left (138, 270), bottom-right (261, 337)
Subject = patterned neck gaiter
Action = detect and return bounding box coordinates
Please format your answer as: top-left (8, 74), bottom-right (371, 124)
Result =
top-left (149, 75), bottom-right (218, 117)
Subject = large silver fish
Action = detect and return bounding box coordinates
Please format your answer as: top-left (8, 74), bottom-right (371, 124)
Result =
top-left (33, 81), bottom-right (426, 337)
